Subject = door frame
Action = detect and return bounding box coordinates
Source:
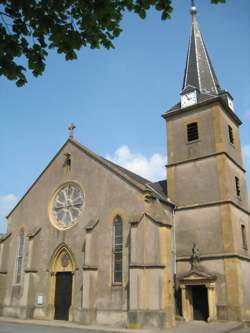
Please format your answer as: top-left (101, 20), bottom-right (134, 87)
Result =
top-left (179, 272), bottom-right (217, 322)
top-left (48, 243), bottom-right (76, 321)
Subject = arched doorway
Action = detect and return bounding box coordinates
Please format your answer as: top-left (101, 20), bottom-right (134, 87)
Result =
top-left (48, 244), bottom-right (76, 321)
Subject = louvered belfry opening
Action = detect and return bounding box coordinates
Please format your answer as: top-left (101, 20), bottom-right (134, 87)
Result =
top-left (228, 125), bottom-right (234, 144)
top-left (187, 122), bottom-right (199, 142)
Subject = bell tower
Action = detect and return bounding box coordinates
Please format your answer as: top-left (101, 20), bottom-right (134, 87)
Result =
top-left (163, 4), bottom-right (250, 321)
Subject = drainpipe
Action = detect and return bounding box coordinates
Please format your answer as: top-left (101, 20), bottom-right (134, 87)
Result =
top-left (172, 206), bottom-right (176, 281)
top-left (172, 206), bottom-right (177, 315)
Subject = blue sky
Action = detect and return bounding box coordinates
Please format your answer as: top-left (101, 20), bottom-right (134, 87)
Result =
top-left (0, 0), bottom-right (249, 233)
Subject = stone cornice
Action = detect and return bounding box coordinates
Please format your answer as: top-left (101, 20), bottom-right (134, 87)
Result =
top-left (27, 227), bottom-right (41, 239)
top-left (82, 265), bottom-right (98, 271)
top-left (162, 97), bottom-right (242, 126)
top-left (24, 269), bottom-right (38, 273)
top-left (176, 200), bottom-right (250, 215)
top-left (177, 252), bottom-right (250, 262)
top-left (0, 232), bottom-right (12, 243)
top-left (130, 263), bottom-right (165, 269)
top-left (128, 212), bottom-right (172, 228)
top-left (166, 151), bottom-right (246, 173)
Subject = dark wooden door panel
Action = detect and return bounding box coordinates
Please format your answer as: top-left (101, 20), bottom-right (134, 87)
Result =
top-left (54, 272), bottom-right (72, 320)
top-left (192, 285), bottom-right (209, 321)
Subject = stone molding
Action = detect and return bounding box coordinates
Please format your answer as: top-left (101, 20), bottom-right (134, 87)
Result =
top-left (166, 151), bottom-right (246, 173)
top-left (0, 232), bottom-right (12, 243)
top-left (82, 265), bottom-right (98, 271)
top-left (177, 252), bottom-right (250, 262)
top-left (176, 200), bottom-right (250, 215)
top-left (129, 263), bottom-right (165, 269)
top-left (162, 98), bottom-right (242, 125)
top-left (0, 271), bottom-right (8, 274)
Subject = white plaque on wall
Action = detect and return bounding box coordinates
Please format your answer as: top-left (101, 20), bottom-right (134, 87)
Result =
top-left (37, 295), bottom-right (43, 305)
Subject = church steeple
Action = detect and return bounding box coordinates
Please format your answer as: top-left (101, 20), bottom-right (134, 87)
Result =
top-left (182, 3), bottom-right (221, 96)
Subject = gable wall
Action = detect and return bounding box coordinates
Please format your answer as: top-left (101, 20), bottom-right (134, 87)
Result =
top-left (0, 141), bottom-right (174, 326)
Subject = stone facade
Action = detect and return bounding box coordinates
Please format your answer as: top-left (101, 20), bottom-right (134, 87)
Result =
top-left (0, 140), bottom-right (175, 328)
top-left (0, 4), bottom-right (250, 329)
top-left (164, 100), bottom-right (250, 322)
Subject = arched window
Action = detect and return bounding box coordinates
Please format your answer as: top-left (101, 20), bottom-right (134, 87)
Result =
top-left (112, 216), bottom-right (123, 284)
top-left (15, 229), bottom-right (25, 284)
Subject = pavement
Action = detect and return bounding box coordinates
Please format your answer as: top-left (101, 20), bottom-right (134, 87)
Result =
top-left (0, 317), bottom-right (249, 333)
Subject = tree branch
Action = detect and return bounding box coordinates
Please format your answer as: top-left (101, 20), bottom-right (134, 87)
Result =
top-left (0, 10), bottom-right (13, 19)
top-left (0, 13), bottom-right (11, 34)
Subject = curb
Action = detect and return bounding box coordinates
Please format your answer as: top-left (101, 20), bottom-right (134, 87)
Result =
top-left (0, 317), bottom-right (153, 333)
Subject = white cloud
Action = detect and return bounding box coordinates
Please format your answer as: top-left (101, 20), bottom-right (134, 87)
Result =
top-left (106, 145), bottom-right (166, 182)
top-left (0, 194), bottom-right (18, 234)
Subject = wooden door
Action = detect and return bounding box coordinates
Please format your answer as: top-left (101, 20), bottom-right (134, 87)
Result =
top-left (54, 272), bottom-right (72, 320)
top-left (192, 285), bottom-right (209, 321)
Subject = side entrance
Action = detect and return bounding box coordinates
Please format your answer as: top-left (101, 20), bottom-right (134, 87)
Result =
top-left (179, 270), bottom-right (217, 322)
top-left (191, 285), bottom-right (209, 321)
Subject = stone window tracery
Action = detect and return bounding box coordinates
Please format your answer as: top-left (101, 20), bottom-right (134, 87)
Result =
top-left (50, 183), bottom-right (84, 230)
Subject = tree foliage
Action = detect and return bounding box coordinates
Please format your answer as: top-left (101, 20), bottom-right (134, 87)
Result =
top-left (0, 0), bottom-right (226, 87)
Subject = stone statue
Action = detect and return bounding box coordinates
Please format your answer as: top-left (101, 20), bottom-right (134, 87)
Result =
top-left (191, 243), bottom-right (200, 268)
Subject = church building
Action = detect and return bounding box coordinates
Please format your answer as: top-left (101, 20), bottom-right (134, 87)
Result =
top-left (0, 4), bottom-right (249, 329)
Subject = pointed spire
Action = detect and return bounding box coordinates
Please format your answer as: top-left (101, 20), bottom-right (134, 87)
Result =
top-left (182, 3), bottom-right (221, 95)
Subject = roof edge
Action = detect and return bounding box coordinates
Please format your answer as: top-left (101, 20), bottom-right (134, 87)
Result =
top-left (7, 138), bottom-right (173, 219)
top-left (6, 139), bottom-right (71, 219)
top-left (162, 97), bottom-right (242, 126)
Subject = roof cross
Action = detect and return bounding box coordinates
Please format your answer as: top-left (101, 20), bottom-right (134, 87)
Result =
top-left (68, 123), bottom-right (76, 139)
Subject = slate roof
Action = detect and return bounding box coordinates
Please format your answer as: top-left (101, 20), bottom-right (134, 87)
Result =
top-left (163, 6), bottom-right (242, 123)
top-left (150, 180), bottom-right (167, 195)
top-left (70, 139), bottom-right (170, 202)
top-left (102, 157), bottom-right (151, 188)
top-left (182, 7), bottom-right (221, 95)
top-left (102, 157), bottom-right (168, 198)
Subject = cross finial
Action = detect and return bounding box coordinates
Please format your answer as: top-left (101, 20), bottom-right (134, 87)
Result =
top-left (68, 123), bottom-right (76, 139)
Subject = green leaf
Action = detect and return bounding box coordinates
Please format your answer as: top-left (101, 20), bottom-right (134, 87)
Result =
top-left (139, 9), bottom-right (146, 19)
top-left (0, 0), bottom-right (227, 86)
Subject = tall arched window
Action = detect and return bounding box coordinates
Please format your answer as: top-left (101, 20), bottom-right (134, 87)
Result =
top-left (15, 229), bottom-right (25, 284)
top-left (112, 216), bottom-right (123, 284)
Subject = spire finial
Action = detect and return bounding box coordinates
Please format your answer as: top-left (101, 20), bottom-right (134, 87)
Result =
top-left (68, 123), bottom-right (76, 139)
top-left (190, 0), bottom-right (197, 16)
